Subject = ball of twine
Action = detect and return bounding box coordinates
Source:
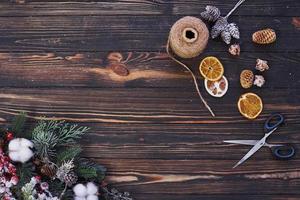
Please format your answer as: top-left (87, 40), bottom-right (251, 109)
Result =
top-left (166, 16), bottom-right (215, 117)
top-left (168, 16), bottom-right (209, 59)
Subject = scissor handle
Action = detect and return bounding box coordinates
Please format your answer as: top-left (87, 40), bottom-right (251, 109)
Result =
top-left (264, 113), bottom-right (284, 131)
top-left (271, 145), bottom-right (295, 160)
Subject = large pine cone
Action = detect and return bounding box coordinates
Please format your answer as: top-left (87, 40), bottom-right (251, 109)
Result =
top-left (240, 70), bottom-right (254, 89)
top-left (40, 164), bottom-right (57, 178)
top-left (252, 28), bottom-right (276, 44)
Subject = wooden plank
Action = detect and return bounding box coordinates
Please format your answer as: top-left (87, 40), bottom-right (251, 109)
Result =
top-left (0, 88), bottom-right (298, 124)
top-left (0, 52), bottom-right (299, 88)
top-left (132, 194), bottom-right (300, 200)
top-left (0, 16), bottom-right (299, 52)
top-left (1, 0), bottom-right (300, 17)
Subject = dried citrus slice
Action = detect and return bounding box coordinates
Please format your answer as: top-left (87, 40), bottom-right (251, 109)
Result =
top-left (199, 56), bottom-right (224, 81)
top-left (204, 75), bottom-right (228, 97)
top-left (238, 93), bottom-right (263, 119)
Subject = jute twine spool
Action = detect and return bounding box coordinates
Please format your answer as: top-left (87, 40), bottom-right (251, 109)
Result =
top-left (168, 16), bottom-right (209, 58)
top-left (166, 16), bottom-right (215, 117)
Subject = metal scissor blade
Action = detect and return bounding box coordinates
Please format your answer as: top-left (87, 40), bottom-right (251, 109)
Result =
top-left (224, 140), bottom-right (258, 146)
top-left (224, 140), bottom-right (284, 148)
top-left (233, 128), bottom-right (278, 169)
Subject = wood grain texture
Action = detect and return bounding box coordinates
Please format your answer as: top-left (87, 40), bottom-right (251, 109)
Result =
top-left (0, 0), bottom-right (300, 199)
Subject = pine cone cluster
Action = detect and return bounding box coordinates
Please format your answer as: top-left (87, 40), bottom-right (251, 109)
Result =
top-left (201, 5), bottom-right (240, 44)
top-left (212, 19), bottom-right (240, 44)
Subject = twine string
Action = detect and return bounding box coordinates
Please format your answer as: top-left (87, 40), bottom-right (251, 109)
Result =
top-left (225, 0), bottom-right (246, 19)
top-left (166, 39), bottom-right (215, 117)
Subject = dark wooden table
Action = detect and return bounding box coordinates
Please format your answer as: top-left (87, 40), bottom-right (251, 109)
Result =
top-left (1, 0), bottom-right (300, 199)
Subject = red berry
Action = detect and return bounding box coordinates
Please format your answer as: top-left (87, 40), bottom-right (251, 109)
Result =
top-left (35, 175), bottom-right (41, 182)
top-left (6, 132), bottom-right (14, 141)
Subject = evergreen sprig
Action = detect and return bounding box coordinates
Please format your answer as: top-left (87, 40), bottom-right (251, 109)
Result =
top-left (11, 112), bottom-right (27, 137)
top-left (32, 120), bottom-right (89, 159)
top-left (56, 146), bottom-right (82, 165)
top-left (76, 158), bottom-right (106, 181)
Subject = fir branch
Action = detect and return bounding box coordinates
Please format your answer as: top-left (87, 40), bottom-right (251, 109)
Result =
top-left (32, 120), bottom-right (89, 159)
top-left (102, 187), bottom-right (133, 200)
top-left (76, 158), bottom-right (106, 181)
top-left (11, 112), bottom-right (27, 137)
top-left (76, 166), bottom-right (98, 179)
top-left (16, 162), bottom-right (36, 189)
top-left (56, 146), bottom-right (82, 165)
top-left (58, 123), bottom-right (89, 144)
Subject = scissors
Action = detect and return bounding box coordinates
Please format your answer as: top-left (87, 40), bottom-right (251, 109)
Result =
top-left (224, 113), bottom-right (295, 168)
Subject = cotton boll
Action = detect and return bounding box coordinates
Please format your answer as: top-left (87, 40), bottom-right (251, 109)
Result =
top-left (8, 152), bottom-right (20, 162)
top-left (86, 182), bottom-right (98, 195)
top-left (8, 139), bottom-right (21, 151)
top-left (73, 184), bottom-right (87, 197)
top-left (74, 197), bottom-right (86, 200)
top-left (20, 138), bottom-right (34, 148)
top-left (18, 148), bottom-right (34, 163)
top-left (86, 195), bottom-right (98, 200)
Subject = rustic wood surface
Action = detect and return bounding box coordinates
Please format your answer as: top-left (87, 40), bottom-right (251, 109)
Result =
top-left (1, 0), bottom-right (300, 199)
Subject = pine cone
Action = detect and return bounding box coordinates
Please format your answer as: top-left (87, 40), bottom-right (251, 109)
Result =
top-left (227, 23), bottom-right (240, 39)
top-left (252, 28), bottom-right (276, 44)
top-left (228, 44), bottom-right (240, 56)
top-left (201, 6), bottom-right (221, 22)
top-left (240, 70), bottom-right (254, 89)
top-left (211, 17), bottom-right (228, 39)
top-left (221, 30), bottom-right (231, 44)
top-left (255, 58), bottom-right (269, 72)
top-left (63, 172), bottom-right (78, 187)
top-left (41, 164), bottom-right (57, 178)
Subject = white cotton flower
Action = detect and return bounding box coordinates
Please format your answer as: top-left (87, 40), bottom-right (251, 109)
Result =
top-left (8, 138), bottom-right (34, 163)
top-left (86, 182), bottom-right (98, 195)
top-left (74, 197), bottom-right (85, 200)
top-left (8, 139), bottom-right (20, 151)
top-left (86, 195), bottom-right (99, 200)
top-left (19, 148), bottom-right (34, 163)
top-left (20, 139), bottom-right (34, 148)
top-left (0, 186), bottom-right (5, 193)
top-left (8, 152), bottom-right (20, 162)
top-left (73, 184), bottom-right (87, 197)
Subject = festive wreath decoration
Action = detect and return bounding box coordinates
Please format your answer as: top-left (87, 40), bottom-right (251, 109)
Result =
top-left (0, 113), bottom-right (133, 200)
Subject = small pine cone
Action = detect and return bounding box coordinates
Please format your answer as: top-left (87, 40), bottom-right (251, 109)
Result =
top-left (253, 75), bottom-right (265, 87)
top-left (211, 17), bottom-right (228, 39)
top-left (228, 44), bottom-right (240, 56)
top-left (252, 28), bottom-right (276, 44)
top-left (255, 58), bottom-right (269, 72)
top-left (201, 6), bottom-right (221, 22)
top-left (40, 164), bottom-right (57, 178)
top-left (63, 172), bottom-right (78, 187)
top-left (227, 23), bottom-right (240, 39)
top-left (240, 70), bottom-right (254, 89)
top-left (221, 30), bottom-right (232, 44)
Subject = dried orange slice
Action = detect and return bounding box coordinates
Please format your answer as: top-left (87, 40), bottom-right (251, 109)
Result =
top-left (204, 75), bottom-right (228, 97)
top-left (238, 93), bottom-right (263, 119)
top-left (199, 56), bottom-right (224, 81)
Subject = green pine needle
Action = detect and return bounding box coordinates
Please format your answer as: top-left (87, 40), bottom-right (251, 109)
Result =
top-left (76, 158), bottom-right (106, 180)
top-left (11, 112), bottom-right (27, 137)
top-left (76, 166), bottom-right (98, 179)
top-left (56, 146), bottom-right (82, 165)
top-left (32, 120), bottom-right (89, 159)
